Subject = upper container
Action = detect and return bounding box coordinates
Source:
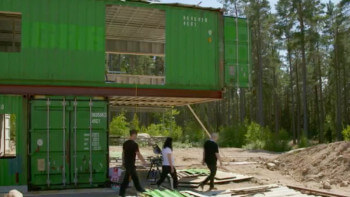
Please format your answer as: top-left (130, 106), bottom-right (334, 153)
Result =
top-left (0, 0), bottom-right (250, 94)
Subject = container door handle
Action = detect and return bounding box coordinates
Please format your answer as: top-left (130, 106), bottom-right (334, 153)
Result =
top-left (46, 98), bottom-right (51, 187)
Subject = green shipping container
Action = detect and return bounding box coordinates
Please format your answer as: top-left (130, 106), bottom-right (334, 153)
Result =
top-left (29, 97), bottom-right (108, 189)
top-left (0, 0), bottom-right (222, 90)
top-left (224, 17), bottom-right (251, 88)
top-left (0, 95), bottom-right (27, 191)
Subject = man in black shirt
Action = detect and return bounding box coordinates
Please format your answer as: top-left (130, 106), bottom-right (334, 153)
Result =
top-left (200, 133), bottom-right (222, 191)
top-left (119, 130), bottom-right (147, 197)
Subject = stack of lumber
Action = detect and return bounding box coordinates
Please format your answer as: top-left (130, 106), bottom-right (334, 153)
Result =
top-left (177, 169), bottom-right (252, 188)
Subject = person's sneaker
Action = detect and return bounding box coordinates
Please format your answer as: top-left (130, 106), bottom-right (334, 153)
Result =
top-left (199, 183), bottom-right (204, 191)
top-left (207, 187), bottom-right (217, 191)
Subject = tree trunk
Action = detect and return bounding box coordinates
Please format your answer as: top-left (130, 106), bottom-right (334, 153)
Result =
top-left (287, 42), bottom-right (296, 144)
top-left (297, 1), bottom-right (309, 137)
top-left (295, 52), bottom-right (301, 142)
top-left (335, 30), bottom-right (343, 141)
top-left (316, 42), bottom-right (325, 143)
top-left (273, 66), bottom-right (279, 133)
top-left (342, 50), bottom-right (349, 125)
top-left (256, 10), bottom-right (264, 126)
top-left (240, 88), bottom-right (246, 122)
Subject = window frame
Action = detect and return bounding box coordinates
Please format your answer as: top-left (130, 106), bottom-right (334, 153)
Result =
top-left (0, 113), bottom-right (16, 159)
top-left (0, 11), bottom-right (22, 53)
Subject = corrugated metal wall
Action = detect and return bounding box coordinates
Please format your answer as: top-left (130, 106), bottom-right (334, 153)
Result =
top-left (165, 5), bottom-right (220, 90)
top-left (224, 17), bottom-right (251, 88)
top-left (0, 0), bottom-right (224, 91)
top-left (0, 0), bottom-right (105, 84)
top-left (0, 95), bottom-right (27, 186)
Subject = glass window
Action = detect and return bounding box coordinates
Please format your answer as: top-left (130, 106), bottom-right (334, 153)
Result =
top-left (0, 114), bottom-right (16, 158)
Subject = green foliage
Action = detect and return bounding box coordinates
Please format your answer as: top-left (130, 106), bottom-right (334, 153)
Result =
top-left (243, 122), bottom-right (267, 150)
top-left (342, 125), bottom-right (350, 141)
top-left (107, 54), bottom-right (165, 76)
top-left (298, 135), bottom-right (309, 148)
top-left (10, 114), bottom-right (16, 141)
top-left (218, 122), bottom-right (247, 147)
top-left (109, 113), bottom-right (129, 137)
top-left (265, 129), bottom-right (290, 152)
top-left (183, 121), bottom-right (205, 143)
top-left (141, 123), bottom-right (163, 136)
top-left (140, 109), bottom-right (183, 141)
top-left (234, 122), bottom-right (292, 152)
top-left (130, 113), bottom-right (140, 130)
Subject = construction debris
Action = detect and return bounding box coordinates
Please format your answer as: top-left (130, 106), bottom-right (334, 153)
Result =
top-left (181, 185), bottom-right (323, 197)
top-left (143, 189), bottom-right (194, 197)
top-left (177, 169), bottom-right (252, 188)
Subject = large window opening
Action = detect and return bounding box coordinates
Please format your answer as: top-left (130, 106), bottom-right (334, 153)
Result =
top-left (0, 12), bottom-right (21, 52)
top-left (105, 5), bottom-right (165, 85)
top-left (0, 114), bottom-right (16, 158)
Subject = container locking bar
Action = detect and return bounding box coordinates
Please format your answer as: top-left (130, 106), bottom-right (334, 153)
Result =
top-left (89, 99), bottom-right (93, 185)
top-left (73, 99), bottom-right (78, 186)
top-left (62, 98), bottom-right (66, 186)
top-left (46, 98), bottom-right (51, 187)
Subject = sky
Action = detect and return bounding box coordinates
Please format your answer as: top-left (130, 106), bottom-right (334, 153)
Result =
top-left (160, 0), bottom-right (342, 13)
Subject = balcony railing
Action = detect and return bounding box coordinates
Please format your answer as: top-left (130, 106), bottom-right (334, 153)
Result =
top-left (106, 73), bottom-right (165, 85)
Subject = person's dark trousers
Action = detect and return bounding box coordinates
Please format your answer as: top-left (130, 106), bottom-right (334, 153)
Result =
top-left (119, 167), bottom-right (144, 196)
top-left (201, 163), bottom-right (217, 189)
top-left (156, 166), bottom-right (178, 189)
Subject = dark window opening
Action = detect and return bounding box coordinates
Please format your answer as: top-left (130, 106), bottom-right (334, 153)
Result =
top-left (0, 12), bottom-right (21, 52)
top-left (0, 114), bottom-right (16, 158)
top-left (105, 5), bottom-right (165, 85)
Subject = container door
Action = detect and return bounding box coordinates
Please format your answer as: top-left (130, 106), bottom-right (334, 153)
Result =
top-left (224, 17), bottom-right (251, 88)
top-left (70, 99), bottom-right (108, 186)
top-left (30, 99), bottom-right (70, 187)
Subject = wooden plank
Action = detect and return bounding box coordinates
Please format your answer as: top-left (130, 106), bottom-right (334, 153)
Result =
top-left (214, 171), bottom-right (236, 180)
top-left (287, 185), bottom-right (347, 197)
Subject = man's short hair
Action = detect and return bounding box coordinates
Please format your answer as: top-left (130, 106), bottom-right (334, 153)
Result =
top-left (130, 129), bottom-right (138, 136)
top-left (211, 133), bottom-right (218, 138)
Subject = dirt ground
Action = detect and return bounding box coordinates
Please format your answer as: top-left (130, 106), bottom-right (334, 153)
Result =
top-left (110, 142), bottom-right (350, 196)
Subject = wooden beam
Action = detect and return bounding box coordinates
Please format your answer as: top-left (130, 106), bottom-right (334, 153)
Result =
top-left (187, 104), bottom-right (211, 138)
top-left (0, 84), bottom-right (223, 99)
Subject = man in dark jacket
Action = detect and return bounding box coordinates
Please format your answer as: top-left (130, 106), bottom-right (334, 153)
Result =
top-left (119, 129), bottom-right (147, 197)
top-left (200, 133), bottom-right (222, 191)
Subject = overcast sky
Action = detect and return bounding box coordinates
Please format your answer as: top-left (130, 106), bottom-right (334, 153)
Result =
top-left (160, 0), bottom-right (341, 13)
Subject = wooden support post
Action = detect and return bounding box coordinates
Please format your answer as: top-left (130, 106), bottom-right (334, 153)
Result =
top-left (187, 104), bottom-right (211, 138)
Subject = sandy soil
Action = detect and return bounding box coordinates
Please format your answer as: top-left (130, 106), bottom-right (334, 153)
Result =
top-left (109, 143), bottom-right (350, 196)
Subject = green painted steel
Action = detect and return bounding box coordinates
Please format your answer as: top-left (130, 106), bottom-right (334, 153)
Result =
top-left (224, 17), bottom-right (251, 88)
top-left (0, 0), bottom-right (247, 91)
top-left (145, 189), bottom-right (193, 197)
top-left (0, 0), bottom-right (105, 84)
top-left (0, 95), bottom-right (27, 187)
top-left (29, 97), bottom-right (108, 189)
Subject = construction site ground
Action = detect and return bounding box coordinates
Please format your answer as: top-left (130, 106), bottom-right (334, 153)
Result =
top-left (12, 142), bottom-right (350, 197)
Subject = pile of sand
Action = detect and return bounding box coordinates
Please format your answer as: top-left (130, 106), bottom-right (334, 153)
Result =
top-left (271, 142), bottom-right (350, 188)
